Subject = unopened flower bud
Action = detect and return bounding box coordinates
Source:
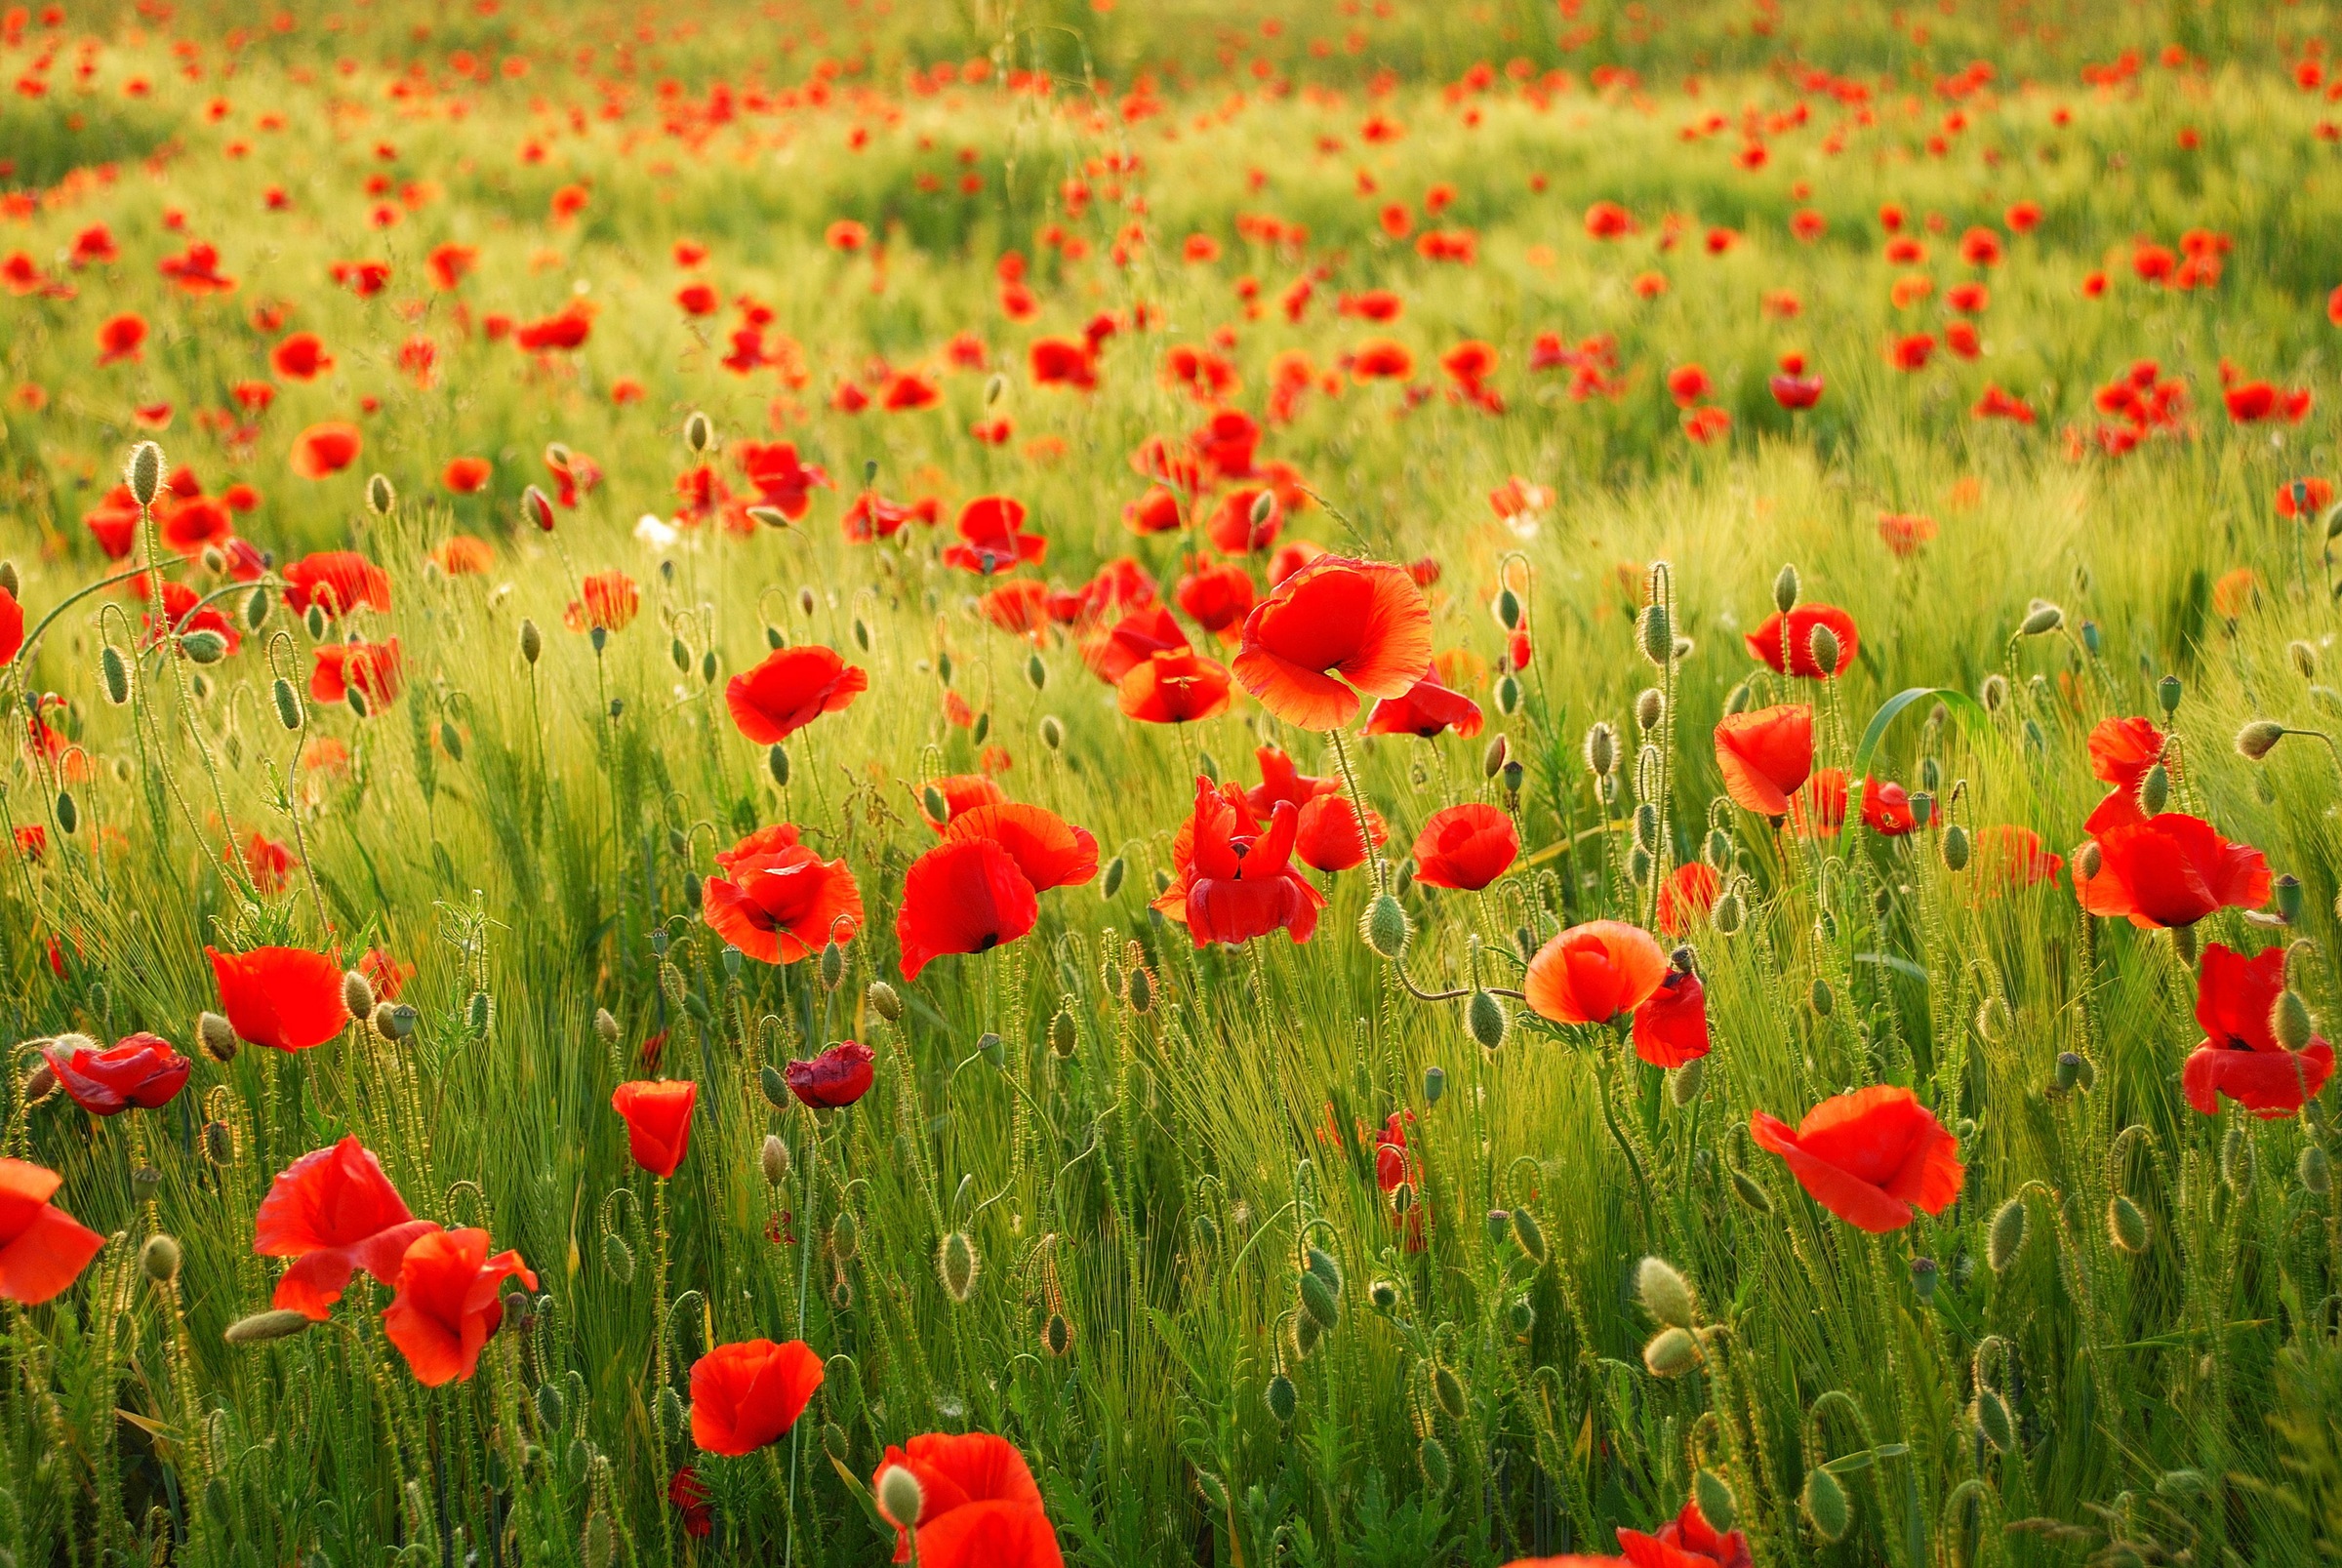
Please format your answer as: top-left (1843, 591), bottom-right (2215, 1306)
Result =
top-left (2236, 720), bottom-right (2287, 761)
top-left (1806, 623), bottom-right (1839, 674)
top-left (867, 980), bottom-right (903, 1022)
top-left (1467, 989), bottom-right (1507, 1050)
top-left (1583, 721), bottom-right (1617, 778)
top-left (877, 1464), bottom-right (926, 1531)
top-left (684, 410), bottom-right (714, 453)
top-left (519, 619), bottom-right (544, 664)
top-left (1642, 1325), bottom-right (1700, 1377)
top-left (198, 1011), bottom-right (239, 1063)
top-left (2108, 1192), bottom-right (2151, 1252)
top-left (937, 1229), bottom-right (980, 1303)
top-left (1637, 603), bottom-right (1672, 665)
top-left (1361, 894), bottom-right (1411, 958)
top-left (127, 441), bottom-right (165, 507)
top-left (2274, 988), bottom-right (2315, 1052)
top-left (2019, 602), bottom-right (2064, 636)
top-left (224, 1308), bottom-right (314, 1345)
top-left (365, 473), bottom-right (396, 517)
top-left (1772, 562), bottom-right (1799, 614)
top-left (1635, 1256), bottom-right (1695, 1328)
top-left (1987, 1194), bottom-right (2029, 1272)
top-left (141, 1233), bottom-right (182, 1283)
top-left (343, 969), bottom-right (377, 1020)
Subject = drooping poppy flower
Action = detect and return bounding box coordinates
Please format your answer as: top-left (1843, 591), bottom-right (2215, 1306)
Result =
top-left (1119, 648), bottom-right (1234, 724)
top-left (940, 497), bottom-right (1045, 575)
top-left (1616, 1499), bottom-right (1754, 1568)
top-left (1232, 556), bottom-right (1433, 731)
top-left (691, 1339), bottom-right (826, 1457)
top-left (942, 803), bottom-right (1098, 891)
top-left (611, 1079), bottom-right (699, 1179)
top-left (382, 1226), bottom-right (537, 1387)
top-left (1410, 803), bottom-right (1518, 891)
top-left (2081, 714), bottom-right (2163, 832)
top-left (254, 1136), bottom-right (439, 1320)
top-left (1152, 778), bottom-right (1325, 947)
top-left (1631, 969), bottom-right (1709, 1068)
top-left (1657, 862), bottom-right (1721, 936)
top-left (726, 645), bottom-right (868, 744)
top-left (310, 639), bottom-right (403, 709)
top-left (2184, 944), bottom-right (2335, 1118)
top-left (1292, 794), bottom-right (1386, 872)
top-left (289, 422), bottom-right (363, 480)
top-left (784, 1041), bottom-right (876, 1109)
top-left (874, 1432), bottom-right (1065, 1568)
top-left (0, 1160), bottom-right (106, 1306)
top-left (897, 838), bottom-right (1041, 980)
top-left (282, 551), bottom-right (392, 618)
top-left (1744, 604), bottom-right (1857, 678)
top-left (1363, 666), bottom-right (1484, 739)
top-left (564, 570), bottom-right (639, 633)
top-left (208, 945), bottom-right (350, 1052)
top-left (701, 828), bottom-right (863, 965)
top-left (42, 1032), bottom-right (189, 1115)
top-left (1713, 704), bottom-right (1814, 816)
top-left (1523, 920), bottom-right (1669, 1025)
top-left (1750, 1086), bottom-right (1962, 1233)
top-left (2075, 812), bottom-right (2270, 929)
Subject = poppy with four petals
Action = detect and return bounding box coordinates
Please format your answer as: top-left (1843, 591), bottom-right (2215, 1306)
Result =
top-left (254, 1136), bottom-right (440, 1320)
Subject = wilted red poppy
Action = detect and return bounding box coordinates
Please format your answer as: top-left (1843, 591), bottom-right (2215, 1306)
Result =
top-left (1744, 604), bottom-right (1857, 678)
top-left (875, 1432), bottom-right (1064, 1568)
top-left (283, 551), bottom-right (392, 618)
top-left (1524, 920), bottom-right (1668, 1025)
top-left (1713, 704), bottom-right (1814, 816)
top-left (1410, 803), bottom-right (1518, 890)
top-left (897, 839), bottom-right (1041, 979)
top-left (42, 1032), bottom-right (189, 1115)
top-left (692, 1339), bottom-right (825, 1457)
top-left (2075, 812), bottom-right (2269, 929)
top-left (442, 457), bottom-right (492, 494)
top-left (254, 1136), bottom-right (439, 1319)
top-left (1153, 778), bottom-right (1325, 946)
top-left (2185, 944), bottom-right (2335, 1118)
top-left (1751, 1086), bottom-right (1962, 1233)
top-left (1232, 556), bottom-right (1433, 731)
top-left (1119, 648), bottom-right (1234, 724)
top-left (702, 828), bottom-right (863, 965)
top-left (0, 1160), bottom-right (105, 1306)
top-left (290, 422), bottom-right (363, 480)
top-left (208, 945), bottom-right (350, 1052)
top-left (1363, 666), bottom-right (1484, 739)
top-left (726, 645), bottom-right (868, 743)
top-left (383, 1226), bottom-right (536, 1387)
top-left (611, 1079), bottom-right (699, 1179)
top-left (311, 638), bottom-right (403, 709)
top-left (784, 1041), bottom-right (876, 1109)
top-left (564, 570), bottom-right (639, 633)
top-left (1631, 969), bottom-right (1709, 1068)
top-left (1657, 862), bottom-right (1720, 936)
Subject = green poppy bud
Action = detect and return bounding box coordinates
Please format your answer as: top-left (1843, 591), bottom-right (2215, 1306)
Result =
top-left (224, 1308), bottom-right (313, 1345)
top-left (2108, 1193), bottom-right (2150, 1253)
top-left (1642, 1326), bottom-right (1700, 1377)
top-left (1694, 1469), bottom-right (1737, 1535)
top-left (1987, 1195), bottom-right (2028, 1272)
top-left (1801, 1466), bottom-right (1850, 1543)
top-left (1433, 1363), bottom-right (1468, 1423)
top-left (1361, 894), bottom-right (1411, 958)
top-left (1417, 1435), bottom-right (1452, 1493)
top-left (1773, 562), bottom-right (1799, 614)
top-left (938, 1230), bottom-right (980, 1303)
top-left (127, 441), bottom-right (165, 507)
top-left (1635, 1256), bottom-right (1695, 1328)
top-left (1468, 989), bottom-right (1508, 1050)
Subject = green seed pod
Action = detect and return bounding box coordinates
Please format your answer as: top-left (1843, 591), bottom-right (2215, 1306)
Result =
top-left (55, 790), bottom-right (76, 835)
top-left (603, 1233), bottom-right (634, 1284)
top-left (101, 644), bottom-right (131, 705)
top-left (1729, 1167), bottom-right (1770, 1212)
top-left (761, 1135), bottom-right (791, 1186)
top-left (1467, 988), bottom-right (1508, 1050)
top-left (1101, 856), bottom-right (1125, 898)
top-left (1628, 843), bottom-right (1654, 886)
top-left (1808, 977), bottom-right (1833, 1017)
top-left (1510, 1206), bottom-right (1549, 1266)
top-left (1941, 823), bottom-right (1970, 872)
top-left (1361, 894), bottom-right (1411, 958)
top-left (2236, 720), bottom-right (2287, 761)
top-left (2275, 989), bottom-right (2315, 1052)
top-left (972, 710), bottom-right (990, 746)
top-left (2222, 1125), bottom-right (2255, 1197)
top-left (131, 1165), bottom-right (162, 1203)
top-left (376, 1003), bottom-right (419, 1039)
top-left (536, 1381), bottom-right (566, 1429)
top-left (519, 619), bottom-right (543, 664)
top-left (1909, 1256), bottom-right (1939, 1301)
top-left (1636, 1256), bottom-right (1695, 1329)
top-left (1642, 1326), bottom-right (1700, 1377)
top-left (141, 1233), bottom-right (182, 1283)
top-left (1368, 1278), bottom-right (1400, 1311)
top-left (1423, 1065), bottom-right (1446, 1104)
top-left (1987, 1196), bottom-right (2028, 1272)
top-left (1694, 1468), bottom-right (1737, 1534)
top-left (346, 681), bottom-right (371, 719)
top-left (1801, 1465), bottom-right (1851, 1543)
top-left (1773, 563), bottom-right (1800, 614)
top-left (1433, 1363), bottom-right (1468, 1423)
top-left (1417, 1434), bottom-right (1452, 1493)
top-left (179, 624), bottom-right (228, 663)
top-left (1264, 1372), bottom-right (1297, 1424)
top-left (438, 720), bottom-right (464, 762)
top-left (2053, 1051), bottom-right (2083, 1092)
top-left (2158, 673), bottom-right (2183, 713)
top-left (1973, 1387), bottom-right (2015, 1453)
top-left (127, 441), bottom-right (165, 507)
top-left (668, 635), bottom-right (691, 674)
top-left (223, 1308), bottom-right (313, 1345)
top-left (2300, 1144), bottom-right (2331, 1197)
top-left (1299, 1267), bottom-right (1341, 1330)
top-left (862, 982), bottom-right (903, 1025)
top-left (830, 1210), bottom-right (860, 1263)
top-left (2276, 873), bottom-right (2306, 925)
top-left (1042, 1007), bottom-right (1075, 1059)
top-left (1481, 733), bottom-right (1510, 778)
top-left (938, 1230), bottom-right (980, 1303)
top-left (1638, 603), bottom-right (1673, 666)
top-left (2108, 1193), bottom-right (2150, 1253)
top-left (1670, 1057), bottom-right (1706, 1106)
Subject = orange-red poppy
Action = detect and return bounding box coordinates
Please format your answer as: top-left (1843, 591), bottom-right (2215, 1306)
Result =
top-left (208, 945), bottom-right (350, 1052)
top-left (290, 422), bottom-right (363, 480)
top-left (692, 1339), bottom-right (825, 1457)
top-left (1153, 778), bottom-right (1325, 947)
top-left (942, 803), bottom-right (1098, 891)
top-left (383, 1226), bottom-right (536, 1387)
top-left (1118, 648), bottom-right (1233, 724)
top-left (701, 824), bottom-right (863, 965)
top-left (1363, 666), bottom-right (1484, 739)
top-left (1750, 1086), bottom-right (1963, 1233)
top-left (270, 331), bottom-right (333, 382)
top-left (726, 645), bottom-right (868, 744)
top-left (896, 838), bottom-right (1041, 980)
top-left (611, 1079), bottom-right (699, 1178)
top-left (1631, 969), bottom-right (1709, 1068)
top-left (0, 1159), bottom-right (105, 1306)
top-left (1713, 704), bottom-right (1813, 816)
top-left (41, 1032), bottom-right (189, 1115)
top-left (1232, 556), bottom-right (1433, 731)
top-left (874, 1432), bottom-right (1064, 1568)
top-left (254, 1136), bottom-right (439, 1320)
top-left (442, 457), bottom-right (492, 494)
top-left (564, 570), bottom-right (639, 633)
top-left (1744, 604), bottom-right (1857, 678)
top-left (1523, 920), bottom-right (1668, 1025)
top-left (1410, 804), bottom-right (1518, 891)
top-left (2076, 812), bottom-right (2269, 929)
top-left (311, 638), bottom-right (402, 709)
top-left (282, 551), bottom-right (391, 618)
top-left (2186, 944), bottom-right (2335, 1119)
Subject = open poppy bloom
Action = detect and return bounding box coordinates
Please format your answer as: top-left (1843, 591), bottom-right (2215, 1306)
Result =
top-left (1232, 556), bottom-right (1433, 731)
top-left (1859, 776), bottom-right (1932, 835)
top-left (283, 551), bottom-right (392, 618)
top-left (2075, 812), bottom-right (2269, 929)
top-left (702, 823), bottom-right (863, 964)
top-left (726, 645), bottom-right (868, 744)
top-left (897, 838), bottom-right (1041, 980)
top-left (1118, 648), bottom-right (1234, 724)
top-left (1613, 1499), bottom-right (1754, 1568)
top-left (691, 1339), bottom-right (825, 1456)
top-left (1713, 704), bottom-right (1814, 816)
top-left (565, 570), bottom-right (640, 633)
top-left (1363, 665), bottom-right (1484, 739)
top-left (785, 1041), bottom-right (876, 1108)
top-left (311, 639), bottom-right (403, 709)
top-left (942, 803), bottom-right (1098, 891)
top-left (382, 1226), bottom-right (537, 1387)
top-left (2081, 714), bottom-right (2163, 833)
top-left (208, 945), bottom-right (351, 1052)
top-left (611, 1079), bottom-right (699, 1178)
top-left (1082, 605), bottom-right (1189, 684)
top-left (1153, 778), bottom-right (1327, 947)
top-left (1750, 1086), bottom-right (1963, 1232)
top-left (1657, 863), bottom-right (1720, 936)
top-left (2184, 944), bottom-right (2335, 1118)
top-left (1290, 794), bottom-right (1385, 873)
top-left (0, 1160), bottom-right (105, 1306)
top-left (1524, 920), bottom-right (1669, 1025)
top-left (737, 440), bottom-right (832, 522)
top-left (1410, 803), bottom-right (1518, 890)
top-left (874, 1432), bottom-right (1065, 1568)
top-left (1744, 604), bottom-right (1857, 678)
top-left (42, 1032), bottom-right (190, 1115)
top-left (1631, 968), bottom-right (1710, 1068)
top-left (940, 496), bottom-right (1046, 575)
top-left (254, 1136), bottom-right (440, 1320)
top-left (289, 422), bottom-right (363, 480)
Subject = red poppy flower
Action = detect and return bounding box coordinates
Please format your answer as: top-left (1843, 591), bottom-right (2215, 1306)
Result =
top-left (42, 1032), bottom-right (189, 1115)
top-left (2082, 714), bottom-right (2163, 832)
top-left (2076, 812), bottom-right (2270, 929)
top-left (208, 945), bottom-right (350, 1052)
top-left (383, 1226), bottom-right (537, 1387)
top-left (1350, 339), bottom-right (1416, 382)
top-left (1713, 704), bottom-right (1814, 816)
top-left (1751, 1086), bottom-right (1962, 1233)
top-left (1364, 666), bottom-right (1485, 739)
top-left (433, 536), bottom-right (494, 576)
top-left (917, 775), bottom-right (1008, 832)
top-left (1292, 794), bottom-right (1386, 873)
top-left (738, 440), bottom-right (833, 522)
top-left (1631, 970), bottom-right (1709, 1068)
top-left (564, 571), bottom-right (639, 633)
top-left (96, 311), bottom-right (148, 364)
top-left (254, 1136), bottom-right (439, 1319)
top-left (1123, 485), bottom-right (1185, 535)
top-left (442, 457), bottom-right (492, 494)
top-left (611, 1079), bottom-right (698, 1179)
top-left (1028, 337), bottom-right (1097, 390)
top-left (1791, 768), bottom-right (1848, 837)
top-left (691, 1339), bottom-right (826, 1456)
top-left (701, 829), bottom-right (863, 965)
top-left (513, 304), bottom-right (593, 352)
top-left (726, 645), bottom-right (868, 744)
top-left (1410, 804), bottom-right (1518, 891)
top-left (289, 422), bottom-right (363, 480)
top-left (1232, 556), bottom-right (1433, 731)
top-left (140, 581), bottom-right (241, 656)
top-left (943, 803), bottom-right (1098, 891)
top-left (1966, 825), bottom-right (2067, 900)
top-left (1744, 604), bottom-right (1857, 678)
top-left (1082, 605), bottom-right (1188, 684)
top-left (1175, 560), bottom-right (1256, 633)
top-left (282, 551), bottom-right (391, 619)
top-left (270, 331), bottom-right (334, 382)
top-left (941, 497), bottom-right (1044, 575)
top-left (898, 838), bottom-right (1041, 980)
top-left (874, 1432), bottom-right (1064, 1568)
top-left (0, 1160), bottom-right (105, 1306)
top-left (1523, 920), bottom-right (1669, 1025)
top-left (785, 1041), bottom-right (876, 1108)
top-left (311, 638), bottom-right (403, 709)
top-left (1245, 745), bottom-right (1338, 813)
top-left (1616, 1499), bottom-right (1754, 1568)
top-left (2184, 944), bottom-right (2336, 1118)
top-left (1770, 372), bottom-right (1824, 410)
top-left (1153, 778), bottom-right (1325, 947)
top-left (1859, 777), bottom-right (1932, 835)
top-left (1119, 648), bottom-right (1233, 724)
top-left (0, 584), bottom-right (20, 667)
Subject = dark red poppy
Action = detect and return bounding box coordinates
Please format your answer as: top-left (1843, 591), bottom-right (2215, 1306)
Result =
top-left (726, 645), bottom-right (868, 744)
top-left (1410, 804), bottom-right (1518, 891)
top-left (1524, 921), bottom-right (1668, 1025)
top-left (208, 945), bottom-right (350, 1052)
top-left (1713, 704), bottom-right (1813, 816)
top-left (1657, 863), bottom-right (1720, 936)
top-left (874, 1432), bottom-right (1064, 1568)
top-left (898, 839), bottom-right (1041, 980)
top-left (2076, 812), bottom-right (2269, 929)
top-left (1363, 666), bottom-right (1484, 739)
top-left (42, 1032), bottom-right (189, 1115)
top-left (1153, 778), bottom-right (1325, 946)
top-left (611, 1079), bottom-right (699, 1179)
top-left (943, 803), bottom-right (1098, 891)
top-left (785, 1041), bottom-right (876, 1109)
top-left (1119, 648), bottom-right (1233, 724)
top-left (283, 551), bottom-right (392, 618)
top-left (1744, 604), bottom-right (1857, 678)
top-left (1232, 556), bottom-right (1433, 731)
top-left (310, 639), bottom-right (403, 709)
top-left (691, 1339), bottom-right (825, 1456)
top-left (0, 1159), bottom-right (105, 1306)
top-left (1631, 970), bottom-right (1709, 1068)
top-left (1750, 1086), bottom-right (1963, 1233)
top-left (383, 1226), bottom-right (536, 1387)
top-left (2185, 944), bottom-right (2335, 1118)
top-left (701, 825), bottom-right (863, 965)
top-left (254, 1136), bottom-right (439, 1319)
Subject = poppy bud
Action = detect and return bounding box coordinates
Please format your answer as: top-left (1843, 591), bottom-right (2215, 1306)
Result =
top-left (1482, 734), bottom-right (1510, 778)
top-left (1510, 1206), bottom-right (1549, 1265)
top-left (521, 486), bottom-right (556, 532)
top-left (1670, 1058), bottom-right (1706, 1106)
top-left (819, 941), bottom-right (845, 992)
top-left (1806, 623), bottom-right (1839, 675)
top-left (20, 1059), bottom-right (56, 1104)
top-left (656, 1385), bottom-right (684, 1440)
top-left (2289, 639), bottom-right (2320, 679)
top-left (746, 505), bottom-right (789, 531)
top-left (1391, 1180), bottom-right (1415, 1215)
top-left (684, 411), bottom-right (715, 453)
top-left (1196, 747), bottom-right (1218, 781)
top-left (1127, 963), bottom-right (1153, 1014)
top-left (1972, 1387), bottom-right (2015, 1454)
top-left (1262, 1371), bottom-right (1298, 1425)
top-left (101, 644), bottom-right (131, 706)
top-left (55, 789), bottom-right (76, 835)
top-left (865, 981), bottom-right (903, 1024)
top-left (519, 619), bottom-right (544, 664)
top-left (1642, 1325), bottom-right (1700, 1377)
top-left (2275, 874), bottom-right (2305, 925)
top-left (937, 1229), bottom-right (980, 1303)
top-left (1635, 687), bottom-right (1664, 732)
top-left (1247, 488), bottom-right (1274, 529)
top-left (182, 628), bottom-right (229, 664)
top-left (1050, 1008), bottom-right (1078, 1059)
top-left (592, 1008), bottom-right (619, 1046)
top-left (830, 1209), bottom-right (860, 1263)
top-left (1431, 1361), bottom-right (1469, 1423)
top-left (2236, 720), bottom-right (2287, 761)
top-left (1495, 673), bottom-right (1521, 714)
top-left (1636, 1256), bottom-right (1695, 1328)
top-left (224, 1307), bottom-right (313, 1345)
top-left (588, 626), bottom-right (607, 659)
top-left (372, 1002), bottom-right (415, 1039)
top-left (1772, 562), bottom-right (1799, 614)
top-left (365, 473), bottom-right (396, 517)
top-left (582, 1512), bottom-right (615, 1568)
top-left (1507, 1296), bottom-right (1535, 1337)
top-left (601, 1232), bottom-right (633, 1283)
top-left (2301, 1145), bottom-right (2331, 1197)
top-left (535, 1380), bottom-right (567, 1429)
top-left (1583, 721), bottom-right (1617, 777)
top-left (468, 990), bottom-right (493, 1033)
top-left (769, 623), bottom-right (788, 650)
top-left (2270, 986), bottom-right (2317, 1052)
top-left (1987, 1195), bottom-right (2028, 1272)
top-left (1909, 1255), bottom-right (1939, 1300)
top-left (342, 969), bottom-right (376, 1020)
top-left (2108, 1192), bottom-right (2151, 1253)
top-left (2072, 840), bottom-right (2102, 883)
top-left (1494, 586), bottom-right (1522, 629)
top-left (0, 559), bottom-right (14, 598)
top-left (1024, 650), bottom-right (1049, 691)
top-left (985, 373), bottom-right (1007, 407)
top-left (1801, 1465), bottom-right (1850, 1543)
top-left (1467, 989), bottom-right (1507, 1051)
top-left (1093, 855), bottom-right (1126, 901)
top-left (1194, 1470), bottom-right (1232, 1510)
top-left (1500, 757), bottom-right (1524, 798)
top-left (1039, 713), bottom-right (1064, 750)
top-left (1941, 823), bottom-right (1970, 871)
top-left (760, 743), bottom-right (789, 790)
top-left (1633, 802), bottom-right (1660, 855)
top-left (2019, 602), bottom-right (2063, 636)
top-left (921, 784), bottom-right (949, 824)
top-left (760, 1134), bottom-right (791, 1186)
top-left (132, 1165), bottom-right (162, 1203)
top-left (127, 441), bottom-right (165, 508)
top-left (1638, 603), bottom-right (1672, 666)
top-left (1422, 1065), bottom-right (1447, 1106)
top-left (2052, 1051), bottom-right (2083, 1092)
top-left (2222, 1124), bottom-right (2255, 1196)
top-left (1417, 1435), bottom-right (1452, 1493)
top-left (1694, 1469), bottom-right (1737, 1535)
top-left (198, 1011), bottom-right (238, 1063)
top-left (1361, 894), bottom-right (1411, 958)
top-left (754, 1063), bottom-right (788, 1108)
top-left (1712, 888), bottom-right (1745, 936)
top-left (1298, 1267), bottom-right (1340, 1330)
top-left (1808, 977), bottom-right (1833, 1017)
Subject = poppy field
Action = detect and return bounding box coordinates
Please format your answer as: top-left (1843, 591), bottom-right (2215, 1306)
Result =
top-left (10, 0), bottom-right (2342, 1563)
